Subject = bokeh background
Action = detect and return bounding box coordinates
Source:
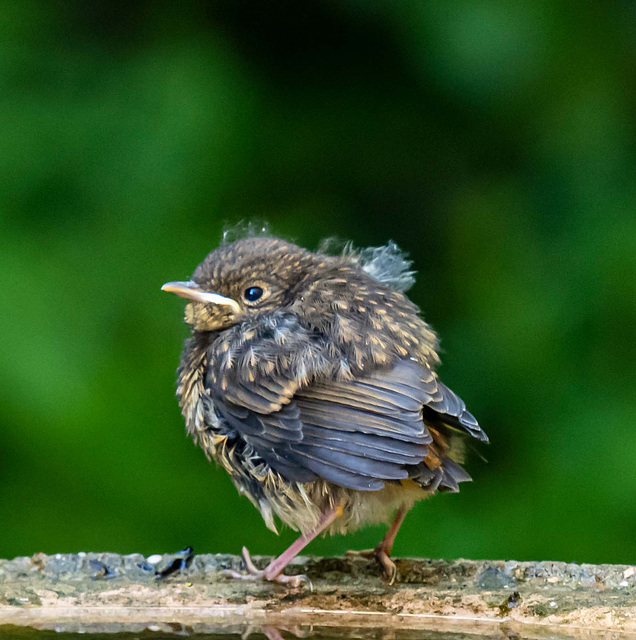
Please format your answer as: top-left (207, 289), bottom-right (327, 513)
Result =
top-left (2, 1), bottom-right (635, 565)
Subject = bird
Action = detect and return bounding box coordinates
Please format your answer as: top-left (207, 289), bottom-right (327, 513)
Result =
top-left (162, 233), bottom-right (487, 586)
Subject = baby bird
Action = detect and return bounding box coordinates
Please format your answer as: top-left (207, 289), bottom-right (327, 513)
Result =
top-left (162, 235), bottom-right (487, 585)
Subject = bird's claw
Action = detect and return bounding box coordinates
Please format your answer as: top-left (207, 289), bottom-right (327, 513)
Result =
top-left (382, 556), bottom-right (398, 585)
top-left (221, 547), bottom-right (312, 589)
top-left (347, 545), bottom-right (398, 584)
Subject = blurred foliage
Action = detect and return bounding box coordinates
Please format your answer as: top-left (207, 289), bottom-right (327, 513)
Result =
top-left (1, 1), bottom-right (635, 565)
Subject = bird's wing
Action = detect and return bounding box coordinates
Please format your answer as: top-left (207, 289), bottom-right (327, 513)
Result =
top-left (289, 359), bottom-right (432, 489)
top-left (208, 352), bottom-right (485, 491)
top-left (205, 314), bottom-right (485, 490)
top-left (420, 377), bottom-right (488, 443)
top-left (290, 359), bottom-right (487, 489)
top-left (209, 358), bottom-right (427, 489)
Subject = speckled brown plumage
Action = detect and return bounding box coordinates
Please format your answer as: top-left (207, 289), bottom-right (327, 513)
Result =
top-left (164, 235), bottom-right (487, 585)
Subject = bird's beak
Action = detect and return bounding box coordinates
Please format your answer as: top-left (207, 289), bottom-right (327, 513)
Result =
top-left (161, 281), bottom-right (241, 313)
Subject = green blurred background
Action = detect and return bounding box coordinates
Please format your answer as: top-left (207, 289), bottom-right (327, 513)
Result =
top-left (1, 1), bottom-right (635, 565)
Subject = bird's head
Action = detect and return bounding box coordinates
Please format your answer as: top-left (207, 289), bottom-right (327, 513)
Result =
top-left (162, 237), bottom-right (316, 332)
top-left (162, 235), bottom-right (435, 365)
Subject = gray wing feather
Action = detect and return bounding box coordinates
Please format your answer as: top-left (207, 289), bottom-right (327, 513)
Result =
top-left (208, 352), bottom-right (486, 490)
top-left (424, 380), bottom-right (488, 442)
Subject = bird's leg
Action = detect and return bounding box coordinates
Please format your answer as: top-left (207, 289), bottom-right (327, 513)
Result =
top-left (222, 505), bottom-right (343, 587)
top-left (373, 504), bottom-right (409, 583)
top-left (347, 504), bottom-right (409, 584)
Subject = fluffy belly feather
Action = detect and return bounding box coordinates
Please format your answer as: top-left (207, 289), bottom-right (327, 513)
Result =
top-left (198, 424), bottom-right (430, 535)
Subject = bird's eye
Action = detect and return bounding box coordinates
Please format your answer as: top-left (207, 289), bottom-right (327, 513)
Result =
top-left (244, 286), bottom-right (264, 302)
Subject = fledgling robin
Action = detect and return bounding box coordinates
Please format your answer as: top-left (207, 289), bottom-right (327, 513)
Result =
top-left (162, 234), bottom-right (487, 586)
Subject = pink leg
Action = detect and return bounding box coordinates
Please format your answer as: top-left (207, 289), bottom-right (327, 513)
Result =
top-left (222, 505), bottom-right (343, 587)
top-left (347, 504), bottom-right (409, 584)
top-left (381, 504), bottom-right (408, 555)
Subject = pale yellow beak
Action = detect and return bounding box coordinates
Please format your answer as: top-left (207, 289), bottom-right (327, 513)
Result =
top-left (161, 281), bottom-right (241, 313)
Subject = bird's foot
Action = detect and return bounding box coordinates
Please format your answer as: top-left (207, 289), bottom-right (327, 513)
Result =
top-left (346, 547), bottom-right (376, 559)
top-left (221, 547), bottom-right (311, 588)
top-left (346, 544), bottom-right (398, 584)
